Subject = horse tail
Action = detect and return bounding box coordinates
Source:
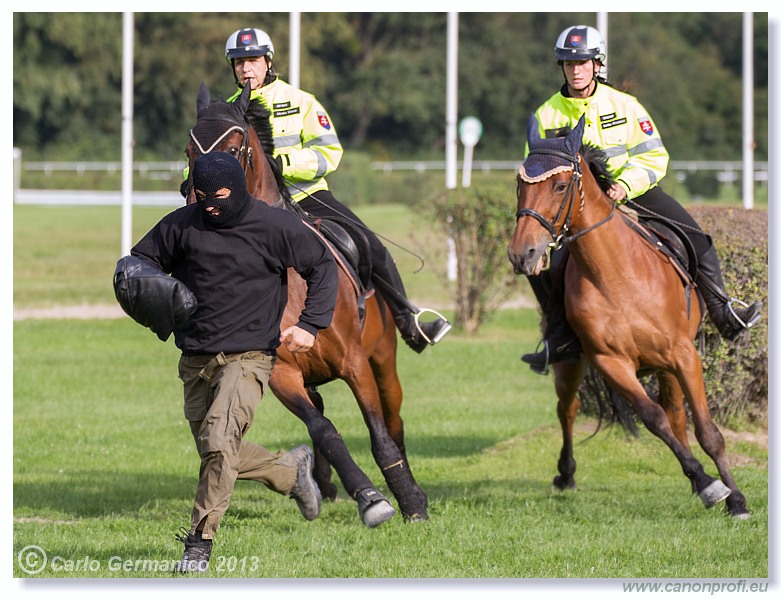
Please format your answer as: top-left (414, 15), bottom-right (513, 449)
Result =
top-left (578, 365), bottom-right (641, 438)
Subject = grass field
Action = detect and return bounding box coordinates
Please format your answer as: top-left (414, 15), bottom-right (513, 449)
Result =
top-left (11, 204), bottom-right (770, 586)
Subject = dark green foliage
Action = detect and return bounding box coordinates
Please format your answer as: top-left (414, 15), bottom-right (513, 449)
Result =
top-left (684, 171), bottom-right (721, 201)
top-left (426, 184), bottom-right (525, 333)
top-left (13, 13), bottom-right (768, 163)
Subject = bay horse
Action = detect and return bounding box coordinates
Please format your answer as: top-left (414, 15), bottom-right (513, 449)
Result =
top-left (507, 115), bottom-right (749, 519)
top-left (183, 83), bottom-right (428, 525)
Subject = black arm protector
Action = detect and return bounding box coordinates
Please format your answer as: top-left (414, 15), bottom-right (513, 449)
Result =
top-left (113, 256), bottom-right (198, 341)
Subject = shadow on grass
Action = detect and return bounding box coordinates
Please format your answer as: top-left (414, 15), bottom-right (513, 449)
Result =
top-left (13, 470), bottom-right (195, 519)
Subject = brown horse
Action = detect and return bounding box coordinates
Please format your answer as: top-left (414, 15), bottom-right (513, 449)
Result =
top-left (507, 115), bottom-right (749, 519)
top-left (183, 83), bottom-right (428, 525)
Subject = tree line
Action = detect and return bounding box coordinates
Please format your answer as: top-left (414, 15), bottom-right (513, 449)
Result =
top-left (13, 12), bottom-right (769, 163)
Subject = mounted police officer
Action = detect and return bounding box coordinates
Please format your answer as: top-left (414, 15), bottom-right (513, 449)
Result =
top-left (222, 27), bottom-right (451, 353)
top-left (520, 25), bottom-right (762, 374)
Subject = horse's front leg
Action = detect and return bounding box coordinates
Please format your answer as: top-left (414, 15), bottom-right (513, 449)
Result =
top-left (270, 362), bottom-right (396, 528)
top-left (593, 355), bottom-right (730, 510)
top-left (306, 386), bottom-right (338, 502)
top-left (552, 359), bottom-right (586, 490)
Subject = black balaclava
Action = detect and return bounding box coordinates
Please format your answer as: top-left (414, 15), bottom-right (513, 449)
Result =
top-left (192, 152), bottom-right (252, 228)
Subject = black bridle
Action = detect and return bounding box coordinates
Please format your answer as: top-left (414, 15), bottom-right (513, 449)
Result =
top-left (515, 148), bottom-right (615, 250)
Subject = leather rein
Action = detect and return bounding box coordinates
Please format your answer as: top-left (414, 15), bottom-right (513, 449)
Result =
top-left (515, 148), bottom-right (616, 250)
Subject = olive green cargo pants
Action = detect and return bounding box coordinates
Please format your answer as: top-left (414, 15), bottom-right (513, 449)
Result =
top-left (178, 351), bottom-right (298, 539)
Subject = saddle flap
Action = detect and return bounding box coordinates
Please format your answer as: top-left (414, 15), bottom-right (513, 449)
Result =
top-left (316, 217), bottom-right (373, 291)
top-left (621, 213), bottom-right (697, 281)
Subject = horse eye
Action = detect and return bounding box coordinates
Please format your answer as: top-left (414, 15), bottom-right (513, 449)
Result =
top-left (554, 181), bottom-right (568, 193)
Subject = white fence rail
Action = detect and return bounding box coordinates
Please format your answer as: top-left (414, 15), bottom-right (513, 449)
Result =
top-left (12, 153), bottom-right (769, 207)
top-left (371, 160), bottom-right (769, 184)
top-left (18, 158), bottom-right (769, 182)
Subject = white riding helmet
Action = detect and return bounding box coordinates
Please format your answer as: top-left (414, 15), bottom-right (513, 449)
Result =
top-left (554, 25), bottom-right (606, 63)
top-left (225, 28), bottom-right (275, 63)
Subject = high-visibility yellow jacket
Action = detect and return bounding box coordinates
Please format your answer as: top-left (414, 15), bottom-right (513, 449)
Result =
top-left (527, 82), bottom-right (669, 200)
top-left (228, 78), bottom-right (343, 202)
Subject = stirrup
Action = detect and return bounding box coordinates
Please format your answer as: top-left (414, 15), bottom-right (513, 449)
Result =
top-left (413, 308), bottom-right (452, 345)
top-left (523, 339), bottom-right (551, 375)
top-left (726, 298), bottom-right (761, 330)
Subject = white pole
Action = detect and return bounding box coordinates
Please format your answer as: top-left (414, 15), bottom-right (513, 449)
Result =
top-left (597, 12), bottom-right (608, 80)
top-left (121, 12), bottom-right (134, 257)
top-left (446, 13), bottom-right (459, 280)
top-left (289, 12), bottom-right (301, 89)
top-left (742, 12), bottom-right (754, 209)
top-left (446, 12), bottom-right (458, 190)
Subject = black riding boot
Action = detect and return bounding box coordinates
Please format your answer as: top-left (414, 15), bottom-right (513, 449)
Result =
top-left (521, 307), bottom-right (582, 375)
top-left (372, 255), bottom-right (451, 353)
top-left (696, 245), bottom-right (762, 341)
top-left (521, 249), bottom-right (582, 375)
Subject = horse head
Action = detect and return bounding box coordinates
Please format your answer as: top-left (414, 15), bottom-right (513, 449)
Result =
top-left (184, 83), bottom-right (282, 206)
top-left (507, 115), bottom-right (586, 276)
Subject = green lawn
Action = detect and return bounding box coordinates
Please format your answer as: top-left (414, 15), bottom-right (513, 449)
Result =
top-left (12, 204), bottom-right (769, 583)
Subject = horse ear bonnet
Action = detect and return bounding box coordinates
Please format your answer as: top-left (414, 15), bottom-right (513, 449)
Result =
top-left (191, 82), bottom-right (250, 150)
top-left (113, 256), bottom-right (198, 341)
top-left (191, 101), bottom-right (246, 150)
top-left (519, 114), bottom-right (585, 183)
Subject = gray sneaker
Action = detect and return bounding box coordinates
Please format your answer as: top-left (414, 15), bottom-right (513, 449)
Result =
top-left (287, 445), bottom-right (322, 521)
top-left (173, 527), bottom-right (212, 574)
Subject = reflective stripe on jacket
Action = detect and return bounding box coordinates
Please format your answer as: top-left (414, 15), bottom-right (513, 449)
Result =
top-left (229, 78), bottom-right (343, 202)
top-left (528, 82), bottom-right (669, 200)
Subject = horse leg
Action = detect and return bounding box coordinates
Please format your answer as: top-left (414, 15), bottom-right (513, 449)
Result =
top-left (344, 355), bottom-right (429, 522)
top-left (306, 386), bottom-right (338, 502)
top-left (270, 363), bottom-right (396, 527)
top-left (368, 321), bottom-right (428, 511)
top-left (656, 371), bottom-right (690, 450)
top-left (656, 371), bottom-right (694, 492)
top-left (674, 348), bottom-right (749, 519)
top-left (592, 356), bottom-right (730, 510)
top-left (552, 358), bottom-right (586, 490)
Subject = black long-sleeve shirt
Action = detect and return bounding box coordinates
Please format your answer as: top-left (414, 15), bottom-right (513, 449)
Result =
top-left (131, 201), bottom-right (337, 356)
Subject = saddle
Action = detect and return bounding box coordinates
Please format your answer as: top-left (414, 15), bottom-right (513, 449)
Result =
top-left (618, 204), bottom-right (702, 316)
top-left (307, 215), bottom-right (375, 328)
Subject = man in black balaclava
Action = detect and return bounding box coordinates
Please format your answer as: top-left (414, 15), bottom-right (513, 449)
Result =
top-left (127, 152), bottom-right (338, 572)
top-left (192, 151), bottom-right (252, 228)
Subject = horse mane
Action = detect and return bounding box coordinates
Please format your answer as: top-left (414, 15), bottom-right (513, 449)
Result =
top-left (581, 143), bottom-right (615, 194)
top-left (245, 97), bottom-right (275, 159)
top-left (244, 96), bottom-right (295, 203)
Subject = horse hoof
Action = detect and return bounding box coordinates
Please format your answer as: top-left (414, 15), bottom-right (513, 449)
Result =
top-left (699, 480), bottom-right (731, 508)
top-left (730, 508), bottom-right (751, 520)
top-left (319, 483), bottom-right (338, 503)
top-left (356, 488), bottom-right (396, 528)
top-left (403, 512), bottom-right (429, 524)
top-left (552, 476), bottom-right (576, 492)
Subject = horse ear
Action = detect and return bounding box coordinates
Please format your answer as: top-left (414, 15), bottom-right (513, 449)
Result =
top-left (526, 114), bottom-right (541, 147)
top-left (196, 82), bottom-right (211, 115)
top-left (236, 83), bottom-right (251, 114)
top-left (564, 115), bottom-right (586, 157)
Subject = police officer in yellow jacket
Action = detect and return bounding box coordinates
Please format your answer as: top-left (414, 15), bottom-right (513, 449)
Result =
top-left (521, 25), bottom-right (761, 374)
top-left (224, 27), bottom-right (451, 353)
